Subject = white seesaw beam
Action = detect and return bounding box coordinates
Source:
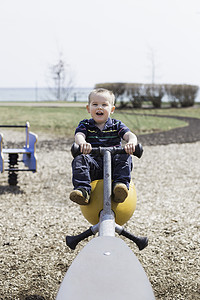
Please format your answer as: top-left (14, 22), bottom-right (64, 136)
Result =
top-left (56, 236), bottom-right (155, 300)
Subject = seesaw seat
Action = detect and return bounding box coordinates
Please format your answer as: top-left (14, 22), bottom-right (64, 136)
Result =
top-left (0, 122), bottom-right (37, 185)
top-left (80, 179), bottom-right (137, 226)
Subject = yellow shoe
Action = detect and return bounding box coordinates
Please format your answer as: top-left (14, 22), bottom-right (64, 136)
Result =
top-left (69, 189), bottom-right (90, 205)
top-left (113, 183), bottom-right (128, 203)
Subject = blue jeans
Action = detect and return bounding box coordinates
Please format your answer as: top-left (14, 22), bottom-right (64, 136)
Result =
top-left (72, 154), bottom-right (133, 194)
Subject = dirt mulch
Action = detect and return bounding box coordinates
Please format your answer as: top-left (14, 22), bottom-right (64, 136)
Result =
top-left (0, 115), bottom-right (200, 300)
top-left (138, 115), bottom-right (200, 146)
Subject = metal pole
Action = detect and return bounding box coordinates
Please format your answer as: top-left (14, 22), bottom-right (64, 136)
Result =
top-left (99, 150), bottom-right (115, 236)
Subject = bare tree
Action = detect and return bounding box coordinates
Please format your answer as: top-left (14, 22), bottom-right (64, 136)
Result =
top-left (48, 54), bottom-right (74, 101)
top-left (146, 47), bottom-right (161, 85)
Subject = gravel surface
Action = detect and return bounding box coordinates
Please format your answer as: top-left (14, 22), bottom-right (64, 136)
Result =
top-left (0, 116), bottom-right (200, 300)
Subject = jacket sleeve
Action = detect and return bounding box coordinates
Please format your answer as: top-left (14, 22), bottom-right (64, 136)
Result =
top-left (118, 121), bottom-right (130, 138)
top-left (75, 120), bottom-right (88, 136)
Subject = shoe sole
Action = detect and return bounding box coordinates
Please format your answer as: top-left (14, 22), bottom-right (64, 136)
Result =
top-left (113, 185), bottom-right (128, 203)
top-left (70, 190), bottom-right (89, 205)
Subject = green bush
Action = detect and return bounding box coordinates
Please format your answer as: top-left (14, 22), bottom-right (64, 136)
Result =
top-left (164, 84), bottom-right (199, 107)
top-left (164, 84), bottom-right (179, 108)
top-left (178, 85), bottom-right (198, 107)
top-left (94, 82), bottom-right (199, 109)
top-left (145, 84), bottom-right (165, 108)
top-left (126, 83), bottom-right (145, 108)
top-left (95, 82), bottom-right (126, 105)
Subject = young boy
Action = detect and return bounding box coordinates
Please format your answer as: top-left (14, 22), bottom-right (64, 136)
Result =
top-left (70, 88), bottom-right (137, 205)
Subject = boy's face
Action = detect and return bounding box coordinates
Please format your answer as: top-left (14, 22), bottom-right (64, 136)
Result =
top-left (87, 93), bottom-right (115, 126)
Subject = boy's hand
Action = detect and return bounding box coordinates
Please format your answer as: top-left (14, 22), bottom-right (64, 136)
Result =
top-left (123, 132), bottom-right (137, 154)
top-left (80, 142), bottom-right (92, 154)
top-left (124, 143), bottom-right (135, 154)
top-left (75, 133), bottom-right (91, 154)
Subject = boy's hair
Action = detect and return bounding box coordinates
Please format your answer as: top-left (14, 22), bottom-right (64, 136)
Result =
top-left (88, 88), bottom-right (115, 105)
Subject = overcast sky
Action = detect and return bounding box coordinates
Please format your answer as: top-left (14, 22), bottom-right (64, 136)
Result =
top-left (0, 0), bottom-right (200, 88)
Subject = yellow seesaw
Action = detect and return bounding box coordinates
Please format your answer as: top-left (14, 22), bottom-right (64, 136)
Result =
top-left (56, 144), bottom-right (155, 300)
top-left (81, 178), bottom-right (137, 226)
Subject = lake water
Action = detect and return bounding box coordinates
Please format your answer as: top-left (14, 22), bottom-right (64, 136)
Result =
top-left (0, 87), bottom-right (199, 103)
top-left (0, 87), bottom-right (92, 102)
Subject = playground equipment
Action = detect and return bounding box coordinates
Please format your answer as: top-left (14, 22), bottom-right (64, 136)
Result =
top-left (80, 178), bottom-right (137, 226)
top-left (0, 122), bottom-right (37, 186)
top-left (56, 143), bottom-right (155, 300)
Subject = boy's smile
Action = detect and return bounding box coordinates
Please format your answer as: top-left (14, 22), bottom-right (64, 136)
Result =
top-left (87, 94), bottom-right (115, 129)
top-left (96, 111), bottom-right (103, 115)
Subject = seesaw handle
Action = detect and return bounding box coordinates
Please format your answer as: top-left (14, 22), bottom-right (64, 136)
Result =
top-left (112, 144), bottom-right (143, 158)
top-left (71, 143), bottom-right (143, 159)
top-left (119, 229), bottom-right (148, 251)
top-left (66, 227), bottom-right (94, 250)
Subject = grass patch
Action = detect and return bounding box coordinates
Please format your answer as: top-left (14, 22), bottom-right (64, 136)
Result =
top-left (112, 110), bottom-right (187, 134)
top-left (0, 105), bottom-right (189, 137)
top-left (129, 106), bottom-right (200, 119)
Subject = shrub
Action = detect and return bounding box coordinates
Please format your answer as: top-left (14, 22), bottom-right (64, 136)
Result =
top-left (164, 84), bottom-right (179, 108)
top-left (94, 82), bottom-right (199, 109)
top-left (164, 84), bottom-right (199, 107)
top-left (177, 85), bottom-right (198, 107)
top-left (95, 82), bottom-right (126, 105)
top-left (126, 83), bottom-right (145, 108)
top-left (145, 84), bottom-right (165, 108)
